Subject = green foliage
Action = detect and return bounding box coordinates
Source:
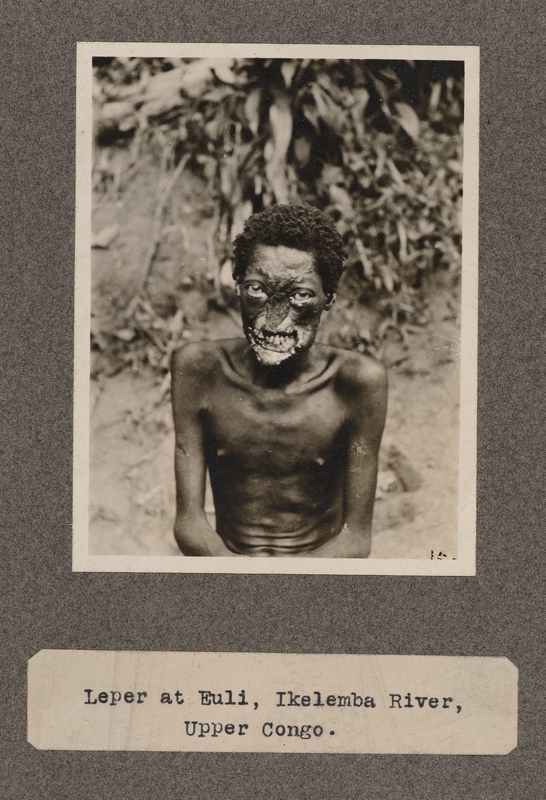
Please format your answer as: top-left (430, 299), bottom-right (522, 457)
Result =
top-left (93, 56), bottom-right (463, 359)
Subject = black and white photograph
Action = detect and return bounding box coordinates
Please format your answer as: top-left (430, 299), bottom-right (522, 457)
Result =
top-left (4, 0), bottom-right (544, 792)
top-left (74, 43), bottom-right (478, 574)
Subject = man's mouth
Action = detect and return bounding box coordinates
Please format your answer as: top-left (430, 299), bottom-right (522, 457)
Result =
top-left (249, 329), bottom-right (298, 353)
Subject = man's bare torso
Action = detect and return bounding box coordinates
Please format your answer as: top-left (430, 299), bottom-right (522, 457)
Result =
top-left (175, 338), bottom-right (375, 555)
top-left (172, 216), bottom-right (387, 558)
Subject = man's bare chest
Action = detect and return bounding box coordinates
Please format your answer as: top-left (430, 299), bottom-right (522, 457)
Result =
top-left (202, 381), bottom-right (349, 474)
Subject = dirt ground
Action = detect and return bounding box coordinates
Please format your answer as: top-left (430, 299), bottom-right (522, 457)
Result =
top-left (88, 160), bottom-right (460, 560)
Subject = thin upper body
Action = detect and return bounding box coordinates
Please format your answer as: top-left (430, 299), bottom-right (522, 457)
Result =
top-left (172, 337), bottom-right (386, 556)
top-left (171, 204), bottom-right (387, 557)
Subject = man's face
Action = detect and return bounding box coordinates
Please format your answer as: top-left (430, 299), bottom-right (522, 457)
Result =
top-left (237, 244), bottom-right (332, 366)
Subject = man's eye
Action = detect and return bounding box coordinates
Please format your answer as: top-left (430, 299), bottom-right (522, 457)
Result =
top-left (245, 283), bottom-right (267, 298)
top-left (290, 291), bottom-right (313, 305)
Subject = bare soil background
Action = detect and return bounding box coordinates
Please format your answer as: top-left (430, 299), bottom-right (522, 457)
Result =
top-left (89, 163), bottom-right (460, 560)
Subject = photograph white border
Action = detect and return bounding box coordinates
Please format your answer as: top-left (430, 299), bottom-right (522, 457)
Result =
top-left (73, 42), bottom-right (479, 575)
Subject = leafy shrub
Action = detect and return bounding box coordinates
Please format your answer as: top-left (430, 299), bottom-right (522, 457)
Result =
top-left (93, 57), bottom-right (463, 364)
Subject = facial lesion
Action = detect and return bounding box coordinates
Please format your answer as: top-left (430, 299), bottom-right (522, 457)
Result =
top-left (237, 244), bottom-right (332, 365)
top-left (251, 328), bottom-right (298, 350)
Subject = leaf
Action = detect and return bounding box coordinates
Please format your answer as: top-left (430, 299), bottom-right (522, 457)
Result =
top-left (219, 258), bottom-right (236, 291)
top-left (302, 100), bottom-right (320, 130)
top-left (329, 185), bottom-right (354, 220)
top-left (346, 152), bottom-right (369, 174)
top-left (219, 154), bottom-right (238, 201)
top-left (113, 328), bottom-right (136, 342)
top-left (138, 66), bottom-right (186, 102)
top-left (369, 72), bottom-right (392, 113)
top-left (355, 238), bottom-right (373, 279)
top-left (244, 87), bottom-right (262, 135)
top-left (429, 81), bottom-right (442, 112)
top-left (378, 66), bottom-right (401, 86)
top-left (386, 159), bottom-right (407, 192)
top-left (379, 263), bottom-right (395, 293)
top-left (418, 219), bottom-right (435, 236)
top-left (396, 219), bottom-right (408, 262)
top-left (374, 146), bottom-right (386, 178)
top-left (394, 102), bottom-right (420, 141)
top-left (91, 224), bottom-right (120, 249)
top-left (230, 200), bottom-right (253, 240)
top-left (280, 60), bottom-right (298, 88)
top-left (316, 70), bottom-right (345, 104)
top-left (265, 89), bottom-right (293, 203)
top-left (210, 60), bottom-right (238, 85)
top-left (97, 100), bottom-right (137, 135)
top-left (202, 86), bottom-right (234, 104)
top-left (293, 135), bottom-right (312, 167)
top-left (350, 87), bottom-right (369, 142)
top-left (168, 308), bottom-right (184, 334)
top-left (321, 164), bottom-right (344, 186)
top-left (178, 61), bottom-right (215, 98)
top-left (310, 83), bottom-right (342, 132)
top-left (204, 118), bottom-right (221, 141)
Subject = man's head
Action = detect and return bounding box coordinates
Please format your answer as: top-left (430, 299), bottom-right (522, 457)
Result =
top-left (232, 204), bottom-right (346, 366)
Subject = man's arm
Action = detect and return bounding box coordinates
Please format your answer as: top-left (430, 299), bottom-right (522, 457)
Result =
top-left (335, 353), bottom-right (388, 558)
top-left (171, 344), bottom-right (237, 556)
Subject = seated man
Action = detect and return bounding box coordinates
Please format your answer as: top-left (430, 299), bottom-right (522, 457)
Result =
top-left (171, 203), bottom-right (387, 557)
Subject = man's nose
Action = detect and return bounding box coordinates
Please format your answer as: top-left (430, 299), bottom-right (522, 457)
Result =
top-left (264, 296), bottom-right (292, 330)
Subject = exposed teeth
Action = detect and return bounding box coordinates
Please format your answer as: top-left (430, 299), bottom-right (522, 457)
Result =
top-left (252, 330), bottom-right (297, 350)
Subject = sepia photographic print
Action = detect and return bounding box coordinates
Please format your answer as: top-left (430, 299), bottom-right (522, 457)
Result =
top-left (74, 43), bottom-right (479, 574)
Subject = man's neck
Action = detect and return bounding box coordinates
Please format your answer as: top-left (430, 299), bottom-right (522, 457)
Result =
top-left (245, 346), bottom-right (318, 389)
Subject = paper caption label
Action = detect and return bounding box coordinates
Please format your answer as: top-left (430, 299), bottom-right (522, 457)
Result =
top-left (28, 651), bottom-right (517, 754)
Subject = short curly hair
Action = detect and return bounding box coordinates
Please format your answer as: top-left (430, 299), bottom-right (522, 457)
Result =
top-left (232, 204), bottom-right (346, 299)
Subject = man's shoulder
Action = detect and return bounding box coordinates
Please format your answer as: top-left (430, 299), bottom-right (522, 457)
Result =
top-left (323, 347), bottom-right (387, 435)
top-left (326, 346), bottom-right (388, 424)
top-left (171, 338), bottom-right (242, 376)
top-left (328, 346), bottom-right (387, 392)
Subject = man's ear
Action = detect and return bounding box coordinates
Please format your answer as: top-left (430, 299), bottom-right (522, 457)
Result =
top-left (325, 292), bottom-right (336, 310)
top-left (235, 281), bottom-right (242, 296)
